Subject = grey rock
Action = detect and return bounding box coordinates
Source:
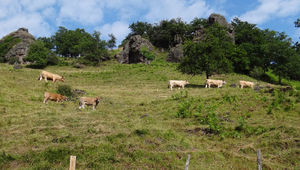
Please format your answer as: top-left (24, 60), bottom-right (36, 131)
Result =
top-left (118, 35), bottom-right (154, 64)
top-left (1, 28), bottom-right (35, 64)
top-left (166, 44), bottom-right (184, 63)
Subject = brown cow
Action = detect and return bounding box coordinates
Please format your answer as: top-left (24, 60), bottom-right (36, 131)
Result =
top-left (79, 97), bottom-right (100, 110)
top-left (38, 70), bottom-right (65, 83)
top-left (43, 92), bottom-right (67, 103)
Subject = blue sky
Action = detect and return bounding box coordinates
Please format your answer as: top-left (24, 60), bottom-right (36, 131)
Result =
top-left (1, 0), bottom-right (300, 45)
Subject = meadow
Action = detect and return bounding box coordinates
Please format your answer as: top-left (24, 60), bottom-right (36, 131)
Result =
top-left (0, 53), bottom-right (299, 169)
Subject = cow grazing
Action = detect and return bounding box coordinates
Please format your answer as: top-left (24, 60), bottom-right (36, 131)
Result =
top-left (38, 70), bottom-right (65, 83)
top-left (205, 79), bottom-right (226, 88)
top-left (43, 92), bottom-right (67, 104)
top-left (79, 97), bottom-right (100, 110)
top-left (239, 80), bottom-right (254, 89)
top-left (168, 80), bottom-right (189, 90)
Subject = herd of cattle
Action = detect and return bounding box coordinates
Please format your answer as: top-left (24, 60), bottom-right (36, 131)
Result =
top-left (40, 70), bottom-right (255, 110)
top-left (168, 79), bottom-right (254, 90)
top-left (39, 70), bottom-right (100, 110)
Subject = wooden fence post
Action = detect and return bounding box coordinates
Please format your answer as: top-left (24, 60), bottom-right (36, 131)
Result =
top-left (184, 154), bottom-right (191, 170)
top-left (257, 149), bottom-right (262, 170)
top-left (69, 155), bottom-right (76, 170)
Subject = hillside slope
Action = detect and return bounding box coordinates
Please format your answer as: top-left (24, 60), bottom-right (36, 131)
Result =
top-left (0, 56), bottom-right (299, 169)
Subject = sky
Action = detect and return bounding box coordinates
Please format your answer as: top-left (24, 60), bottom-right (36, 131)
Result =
top-left (0, 0), bottom-right (300, 45)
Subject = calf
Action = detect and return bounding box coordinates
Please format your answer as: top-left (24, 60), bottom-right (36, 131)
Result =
top-left (38, 70), bottom-right (65, 83)
top-left (205, 79), bottom-right (226, 88)
top-left (43, 92), bottom-right (67, 103)
top-left (239, 80), bottom-right (254, 89)
top-left (79, 97), bottom-right (100, 110)
top-left (168, 80), bottom-right (189, 90)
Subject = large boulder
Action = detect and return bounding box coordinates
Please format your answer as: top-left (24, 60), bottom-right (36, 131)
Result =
top-left (0, 28), bottom-right (35, 64)
top-left (207, 13), bottom-right (235, 41)
top-left (166, 44), bottom-right (184, 62)
top-left (118, 35), bottom-right (154, 64)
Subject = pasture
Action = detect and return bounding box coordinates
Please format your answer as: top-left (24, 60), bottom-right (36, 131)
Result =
top-left (0, 55), bottom-right (299, 169)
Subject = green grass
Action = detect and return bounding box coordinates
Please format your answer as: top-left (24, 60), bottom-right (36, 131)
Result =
top-left (0, 53), bottom-right (299, 169)
top-left (265, 70), bottom-right (300, 90)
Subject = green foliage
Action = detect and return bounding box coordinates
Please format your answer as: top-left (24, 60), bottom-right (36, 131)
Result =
top-left (178, 24), bottom-right (234, 78)
top-left (171, 90), bottom-right (188, 100)
top-left (134, 129), bottom-right (150, 136)
top-left (176, 98), bottom-right (194, 118)
top-left (8, 57), bottom-right (19, 64)
top-left (0, 35), bottom-right (21, 62)
top-left (25, 40), bottom-right (58, 68)
top-left (0, 151), bottom-right (16, 167)
top-left (202, 112), bottom-right (223, 135)
top-left (250, 66), bottom-right (264, 79)
top-left (140, 46), bottom-right (155, 61)
top-left (107, 33), bottom-right (116, 49)
top-left (56, 85), bottom-right (73, 97)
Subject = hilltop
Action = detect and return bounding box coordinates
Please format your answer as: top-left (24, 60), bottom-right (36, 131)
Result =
top-left (0, 51), bottom-right (299, 169)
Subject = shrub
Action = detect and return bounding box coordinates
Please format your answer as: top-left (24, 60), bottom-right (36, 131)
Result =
top-left (57, 85), bottom-right (73, 97)
top-left (176, 98), bottom-right (194, 118)
top-left (250, 66), bottom-right (264, 79)
top-left (171, 91), bottom-right (188, 100)
top-left (141, 45), bottom-right (155, 61)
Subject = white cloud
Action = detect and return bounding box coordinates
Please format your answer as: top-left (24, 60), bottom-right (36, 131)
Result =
top-left (57, 0), bottom-right (104, 25)
top-left (0, 13), bottom-right (52, 38)
top-left (98, 21), bottom-right (130, 45)
top-left (145, 0), bottom-right (214, 22)
top-left (20, 0), bottom-right (56, 12)
top-left (240, 0), bottom-right (300, 24)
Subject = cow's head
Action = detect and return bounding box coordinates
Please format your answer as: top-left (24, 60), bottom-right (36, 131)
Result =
top-left (61, 76), bottom-right (65, 82)
top-left (61, 95), bottom-right (67, 101)
top-left (222, 80), bottom-right (226, 85)
top-left (95, 97), bottom-right (101, 104)
top-left (185, 80), bottom-right (189, 84)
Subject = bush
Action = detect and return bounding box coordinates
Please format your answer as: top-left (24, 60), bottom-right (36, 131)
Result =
top-left (57, 85), bottom-right (73, 97)
top-left (8, 57), bottom-right (19, 64)
top-left (171, 91), bottom-right (188, 100)
top-left (250, 66), bottom-right (264, 79)
top-left (176, 98), bottom-right (194, 118)
top-left (141, 46), bottom-right (155, 61)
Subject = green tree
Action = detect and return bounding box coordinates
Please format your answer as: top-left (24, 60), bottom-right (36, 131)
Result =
top-left (107, 34), bottom-right (116, 49)
top-left (128, 21), bottom-right (152, 38)
top-left (231, 18), bottom-right (268, 74)
top-left (266, 32), bottom-right (298, 83)
top-left (25, 40), bottom-right (58, 68)
top-left (178, 24), bottom-right (234, 79)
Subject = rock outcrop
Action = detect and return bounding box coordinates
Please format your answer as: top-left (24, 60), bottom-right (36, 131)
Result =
top-left (166, 44), bottom-right (184, 62)
top-left (0, 28), bottom-right (35, 64)
top-left (118, 35), bottom-right (154, 64)
top-left (207, 13), bottom-right (235, 41)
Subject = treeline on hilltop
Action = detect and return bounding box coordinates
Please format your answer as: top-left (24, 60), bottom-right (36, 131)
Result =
top-left (26, 27), bottom-right (116, 68)
top-left (1, 14), bottom-right (299, 83)
top-left (124, 17), bottom-right (300, 83)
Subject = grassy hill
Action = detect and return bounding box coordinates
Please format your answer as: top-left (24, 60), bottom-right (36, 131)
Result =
top-left (0, 53), bottom-right (299, 169)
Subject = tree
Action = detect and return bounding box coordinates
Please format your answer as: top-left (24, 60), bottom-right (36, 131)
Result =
top-left (128, 21), bottom-right (152, 38)
top-left (178, 24), bottom-right (234, 79)
top-left (266, 32), bottom-right (298, 84)
top-left (231, 18), bottom-right (268, 74)
top-left (107, 34), bottom-right (116, 49)
top-left (25, 40), bottom-right (58, 68)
